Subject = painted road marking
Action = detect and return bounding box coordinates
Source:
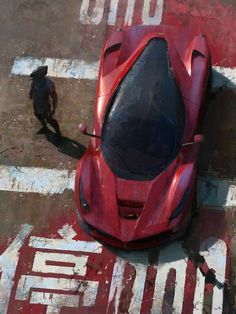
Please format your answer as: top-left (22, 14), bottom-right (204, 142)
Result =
top-left (32, 251), bottom-right (89, 276)
top-left (197, 178), bottom-right (236, 208)
top-left (151, 242), bottom-right (187, 313)
top-left (11, 56), bottom-right (236, 89)
top-left (30, 292), bottom-right (80, 314)
top-left (11, 56), bottom-right (99, 80)
top-left (79, 0), bottom-right (164, 26)
top-left (0, 224), bottom-right (33, 314)
top-left (29, 224), bottom-right (102, 253)
top-left (129, 262), bottom-right (148, 313)
top-left (13, 224), bottom-right (101, 313)
top-left (124, 0), bottom-right (136, 26)
top-left (15, 276), bottom-right (99, 307)
top-left (0, 223), bottom-right (229, 313)
top-left (80, 0), bottom-right (105, 25)
top-left (212, 66), bottom-right (236, 89)
top-left (1, 165), bottom-right (235, 207)
top-left (107, 257), bottom-right (126, 314)
top-left (107, 236), bottom-right (227, 313)
top-left (0, 165), bottom-right (75, 194)
top-left (142, 0), bottom-right (163, 25)
top-left (193, 238), bottom-right (227, 313)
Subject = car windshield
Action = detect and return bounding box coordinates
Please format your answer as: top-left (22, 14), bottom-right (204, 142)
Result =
top-left (101, 38), bottom-right (185, 180)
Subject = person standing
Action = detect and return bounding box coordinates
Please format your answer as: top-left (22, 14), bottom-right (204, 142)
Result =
top-left (29, 65), bottom-right (62, 139)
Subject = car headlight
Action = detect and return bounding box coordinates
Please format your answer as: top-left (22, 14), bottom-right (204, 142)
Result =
top-left (79, 180), bottom-right (90, 211)
top-left (170, 188), bottom-right (190, 220)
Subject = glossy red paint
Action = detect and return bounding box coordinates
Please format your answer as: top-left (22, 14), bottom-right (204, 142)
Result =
top-left (75, 24), bottom-right (211, 248)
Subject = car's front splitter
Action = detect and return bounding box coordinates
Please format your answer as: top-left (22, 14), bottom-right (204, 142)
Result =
top-left (75, 208), bottom-right (192, 250)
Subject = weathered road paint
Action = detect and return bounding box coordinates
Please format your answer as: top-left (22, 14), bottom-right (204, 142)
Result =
top-left (151, 242), bottom-right (187, 313)
top-left (129, 262), bottom-right (148, 313)
top-left (12, 223), bottom-right (102, 313)
top-left (11, 56), bottom-right (236, 90)
top-left (0, 165), bottom-right (75, 194)
top-left (108, 0), bottom-right (120, 25)
top-left (142, 0), bottom-right (163, 25)
top-left (1, 216), bottom-right (230, 313)
top-left (30, 292), bottom-right (80, 314)
top-left (124, 0), bottom-right (136, 26)
top-left (32, 251), bottom-right (89, 276)
top-left (197, 178), bottom-right (236, 208)
top-left (0, 224), bottom-right (33, 314)
top-left (106, 257), bottom-right (126, 314)
top-left (29, 224), bottom-right (102, 252)
top-left (16, 276), bottom-right (99, 306)
top-left (11, 56), bottom-right (99, 80)
top-left (1, 165), bottom-right (235, 208)
top-left (193, 238), bottom-right (227, 313)
top-left (212, 66), bottom-right (236, 89)
top-left (80, 0), bottom-right (105, 25)
top-left (79, 0), bottom-right (164, 26)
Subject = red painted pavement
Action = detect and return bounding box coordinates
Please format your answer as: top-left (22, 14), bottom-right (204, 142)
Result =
top-left (0, 207), bottom-right (231, 313)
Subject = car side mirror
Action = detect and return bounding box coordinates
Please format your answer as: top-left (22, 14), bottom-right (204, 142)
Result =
top-left (78, 123), bottom-right (101, 139)
top-left (78, 123), bottom-right (88, 134)
top-left (194, 134), bottom-right (204, 143)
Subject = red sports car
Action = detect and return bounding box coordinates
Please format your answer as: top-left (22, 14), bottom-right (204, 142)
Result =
top-left (75, 25), bottom-right (211, 249)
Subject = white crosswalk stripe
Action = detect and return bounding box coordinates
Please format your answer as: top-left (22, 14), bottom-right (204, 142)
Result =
top-left (11, 56), bottom-right (236, 89)
top-left (0, 165), bottom-right (235, 207)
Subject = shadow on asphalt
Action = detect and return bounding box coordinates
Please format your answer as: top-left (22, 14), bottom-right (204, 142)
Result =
top-left (198, 71), bottom-right (236, 179)
top-left (39, 126), bottom-right (86, 159)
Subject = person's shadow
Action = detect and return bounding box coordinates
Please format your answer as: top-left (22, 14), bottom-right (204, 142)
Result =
top-left (38, 127), bottom-right (86, 159)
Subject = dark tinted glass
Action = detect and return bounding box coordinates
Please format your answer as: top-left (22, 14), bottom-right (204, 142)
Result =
top-left (101, 39), bottom-right (185, 180)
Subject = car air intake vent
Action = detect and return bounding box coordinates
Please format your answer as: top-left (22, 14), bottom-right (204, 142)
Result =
top-left (118, 199), bottom-right (144, 220)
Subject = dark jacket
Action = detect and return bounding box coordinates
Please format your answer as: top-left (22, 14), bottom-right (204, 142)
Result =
top-left (29, 77), bottom-right (57, 116)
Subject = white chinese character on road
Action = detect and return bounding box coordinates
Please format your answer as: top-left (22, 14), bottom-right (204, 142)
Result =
top-left (0, 224), bottom-right (33, 314)
top-left (15, 224), bottom-right (102, 313)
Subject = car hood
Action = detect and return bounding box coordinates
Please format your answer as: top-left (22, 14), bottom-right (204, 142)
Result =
top-left (78, 152), bottom-right (194, 243)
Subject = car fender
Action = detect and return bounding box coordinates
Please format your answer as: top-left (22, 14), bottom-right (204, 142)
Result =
top-left (166, 163), bottom-right (196, 218)
top-left (184, 34), bottom-right (210, 76)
